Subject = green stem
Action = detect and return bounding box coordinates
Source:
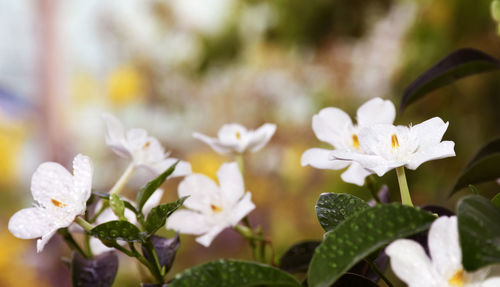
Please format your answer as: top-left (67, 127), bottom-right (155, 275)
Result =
top-left (366, 175), bottom-right (381, 204)
top-left (109, 163), bottom-right (135, 195)
top-left (365, 259), bottom-right (394, 287)
top-left (236, 154), bottom-right (245, 175)
top-left (75, 216), bottom-right (94, 232)
top-left (90, 202), bottom-right (109, 223)
top-left (129, 243), bottom-right (164, 284)
top-left (58, 228), bottom-right (91, 259)
top-left (145, 239), bottom-right (164, 276)
top-left (395, 166), bottom-right (413, 207)
top-left (234, 224), bottom-right (258, 260)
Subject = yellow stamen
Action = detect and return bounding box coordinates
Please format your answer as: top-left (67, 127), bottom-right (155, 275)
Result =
top-left (51, 198), bottom-right (66, 208)
top-left (352, 134), bottom-right (360, 149)
top-left (143, 141), bottom-right (151, 149)
top-left (210, 204), bottom-right (223, 213)
top-left (235, 131), bottom-right (241, 140)
top-left (449, 270), bottom-right (464, 286)
top-left (391, 134), bottom-right (400, 149)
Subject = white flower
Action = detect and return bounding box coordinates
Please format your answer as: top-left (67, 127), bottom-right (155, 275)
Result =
top-left (386, 216), bottom-right (500, 287)
top-left (90, 189), bottom-right (164, 255)
top-left (166, 162), bottom-right (255, 247)
top-left (8, 154), bottom-right (93, 252)
top-left (330, 117), bottom-right (455, 176)
top-left (301, 97), bottom-right (396, 186)
top-left (103, 113), bottom-right (191, 177)
top-left (193, 123), bottom-right (276, 155)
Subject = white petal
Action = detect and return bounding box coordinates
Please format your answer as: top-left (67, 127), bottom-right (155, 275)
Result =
top-left (31, 162), bottom-right (74, 208)
top-left (483, 277), bottom-right (500, 287)
top-left (178, 174), bottom-right (220, 213)
top-left (247, 123), bottom-right (276, 152)
top-left (301, 148), bottom-right (351, 170)
top-left (410, 117), bottom-right (449, 148)
top-left (72, 154), bottom-right (93, 207)
top-left (37, 229), bottom-right (57, 252)
top-left (312, 107), bottom-right (352, 148)
top-left (193, 132), bottom-right (234, 155)
top-left (217, 123), bottom-right (247, 143)
top-left (428, 216), bottom-right (462, 279)
top-left (143, 189), bottom-right (164, 216)
top-left (406, 141), bottom-right (455, 170)
top-left (196, 225), bottom-right (225, 247)
top-left (330, 150), bottom-right (398, 176)
top-left (102, 113), bottom-right (131, 158)
top-left (166, 210), bottom-right (211, 235)
top-left (356, 97), bottom-right (396, 127)
top-left (90, 237), bottom-right (113, 255)
top-left (229, 192), bottom-right (255, 226)
top-left (153, 158), bottom-right (192, 178)
top-left (8, 208), bottom-right (55, 239)
top-left (386, 239), bottom-right (443, 287)
top-left (340, 162), bottom-right (372, 186)
top-left (357, 123), bottom-right (398, 155)
top-left (217, 162), bottom-right (244, 205)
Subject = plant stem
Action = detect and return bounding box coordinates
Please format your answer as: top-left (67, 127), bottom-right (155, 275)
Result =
top-left (236, 154), bottom-right (245, 175)
top-left (90, 202), bottom-right (108, 223)
top-left (145, 238), bottom-right (164, 276)
top-left (75, 216), bottom-right (94, 232)
top-left (129, 242), bottom-right (164, 284)
top-left (234, 224), bottom-right (258, 260)
top-left (58, 228), bottom-right (91, 259)
top-left (365, 259), bottom-right (394, 287)
top-left (109, 163), bottom-right (135, 195)
top-left (366, 175), bottom-right (381, 204)
top-left (395, 166), bottom-right (413, 207)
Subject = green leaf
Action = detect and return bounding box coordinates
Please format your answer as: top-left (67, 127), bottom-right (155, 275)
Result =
top-left (136, 161), bottom-right (179, 212)
top-left (169, 259), bottom-right (301, 287)
top-left (144, 197), bottom-right (187, 236)
top-left (91, 192), bottom-right (138, 214)
top-left (279, 241), bottom-right (320, 273)
top-left (400, 48), bottom-right (500, 112)
top-left (492, 193), bottom-right (500, 208)
top-left (451, 137), bottom-right (500, 195)
top-left (457, 195), bottom-right (500, 271)
top-left (141, 235), bottom-right (180, 274)
top-left (110, 194), bottom-right (126, 221)
top-left (308, 204), bottom-right (435, 287)
top-left (332, 273), bottom-right (379, 287)
top-left (315, 193), bottom-right (369, 232)
top-left (71, 251), bottom-right (118, 287)
top-left (89, 220), bottom-right (143, 242)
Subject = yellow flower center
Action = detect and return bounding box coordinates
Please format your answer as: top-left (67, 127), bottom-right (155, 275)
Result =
top-left (143, 141), bottom-right (151, 149)
top-left (210, 204), bottom-right (223, 213)
top-left (352, 134), bottom-right (360, 149)
top-left (391, 134), bottom-right (400, 149)
top-left (235, 131), bottom-right (241, 140)
top-left (448, 269), bottom-right (464, 286)
top-left (51, 198), bottom-right (66, 208)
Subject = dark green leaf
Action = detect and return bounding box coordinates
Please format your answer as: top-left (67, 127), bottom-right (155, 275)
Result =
top-left (142, 235), bottom-right (180, 274)
top-left (332, 273), bottom-right (379, 287)
top-left (315, 193), bottom-right (369, 232)
top-left (451, 137), bottom-right (500, 195)
top-left (169, 259), bottom-right (301, 287)
top-left (144, 197), bottom-right (187, 236)
top-left (71, 251), bottom-right (118, 287)
top-left (110, 194), bottom-right (126, 221)
top-left (457, 195), bottom-right (500, 271)
top-left (492, 193), bottom-right (500, 208)
top-left (137, 161), bottom-right (179, 212)
top-left (308, 204), bottom-right (435, 287)
top-left (89, 220), bottom-right (143, 242)
top-left (400, 48), bottom-right (500, 112)
top-left (279, 241), bottom-right (320, 273)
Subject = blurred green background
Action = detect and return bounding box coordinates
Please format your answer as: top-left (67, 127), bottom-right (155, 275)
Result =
top-left (0, 0), bottom-right (499, 286)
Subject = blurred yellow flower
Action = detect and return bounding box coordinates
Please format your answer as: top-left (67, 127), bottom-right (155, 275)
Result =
top-left (108, 65), bottom-right (143, 105)
top-left (0, 119), bottom-right (25, 186)
top-left (187, 152), bottom-right (226, 181)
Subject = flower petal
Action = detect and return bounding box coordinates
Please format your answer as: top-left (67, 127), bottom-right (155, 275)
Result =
top-left (153, 158), bottom-right (192, 178)
top-left (90, 237), bottom-right (113, 255)
top-left (8, 208), bottom-right (55, 239)
top-left (37, 229), bottom-right (57, 252)
top-left (330, 150), bottom-right (399, 176)
top-left (196, 225), bottom-right (225, 247)
top-left (217, 123), bottom-right (247, 144)
top-left (72, 154), bottom-right (93, 208)
top-left (356, 97), bottom-right (396, 127)
top-left (312, 107), bottom-right (352, 148)
top-left (229, 192), bottom-right (255, 226)
top-left (166, 210), bottom-right (211, 235)
top-left (428, 216), bottom-right (462, 280)
top-left (217, 162), bottom-right (244, 205)
top-left (340, 162), bottom-right (372, 186)
top-left (193, 132), bottom-right (234, 154)
top-left (31, 162), bottom-right (74, 208)
top-left (247, 123), bottom-right (276, 152)
top-left (142, 189), bottom-right (164, 216)
top-left (406, 141), bottom-right (455, 170)
top-left (386, 239), bottom-right (443, 287)
top-left (301, 148), bottom-right (351, 170)
top-left (410, 117), bottom-right (449, 148)
top-left (102, 113), bottom-right (131, 158)
top-left (178, 174), bottom-right (220, 213)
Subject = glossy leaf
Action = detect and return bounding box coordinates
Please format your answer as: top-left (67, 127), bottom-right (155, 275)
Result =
top-left (457, 195), bottom-right (500, 271)
top-left (332, 273), bottom-right (379, 287)
top-left (144, 197), bottom-right (187, 236)
top-left (71, 251), bottom-right (118, 287)
top-left (400, 48), bottom-right (500, 111)
top-left (142, 235), bottom-right (180, 274)
top-left (137, 161), bottom-right (179, 212)
top-left (451, 137), bottom-right (500, 195)
top-left (308, 204), bottom-right (435, 287)
top-left (92, 192), bottom-right (138, 214)
top-left (110, 194), bottom-right (126, 221)
top-left (492, 193), bottom-right (500, 208)
top-left (169, 259), bottom-right (301, 287)
top-left (315, 193), bottom-right (369, 232)
top-left (279, 241), bottom-right (320, 273)
top-left (89, 220), bottom-right (143, 242)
